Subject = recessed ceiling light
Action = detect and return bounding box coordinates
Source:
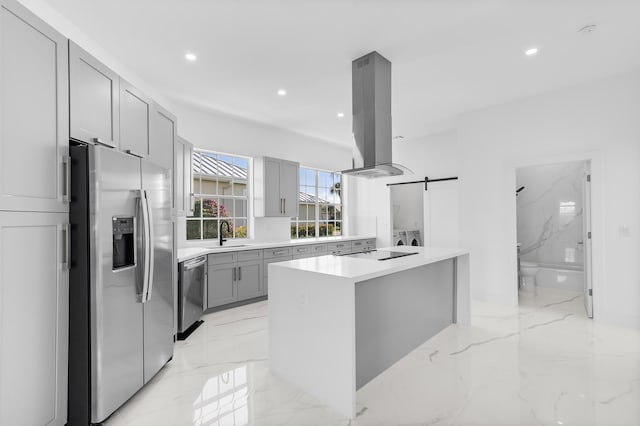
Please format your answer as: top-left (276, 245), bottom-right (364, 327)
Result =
top-left (277, 89), bottom-right (287, 96)
top-left (337, 112), bottom-right (345, 118)
top-left (525, 47), bottom-right (539, 56)
top-left (185, 52), bottom-right (197, 62)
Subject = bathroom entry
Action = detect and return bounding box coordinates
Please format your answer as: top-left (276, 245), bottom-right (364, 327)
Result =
top-left (516, 160), bottom-right (593, 318)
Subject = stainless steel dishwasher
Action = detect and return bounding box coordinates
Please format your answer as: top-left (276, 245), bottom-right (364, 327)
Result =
top-left (178, 256), bottom-right (206, 339)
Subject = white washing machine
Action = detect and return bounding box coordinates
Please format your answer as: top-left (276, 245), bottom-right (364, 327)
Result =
top-left (393, 230), bottom-right (407, 246)
top-left (405, 230), bottom-right (422, 246)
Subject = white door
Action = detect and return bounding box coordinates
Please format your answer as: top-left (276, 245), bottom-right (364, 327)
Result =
top-left (0, 211), bottom-right (69, 426)
top-left (583, 169), bottom-right (593, 318)
top-left (424, 180), bottom-right (460, 248)
top-left (0, 0), bottom-right (69, 213)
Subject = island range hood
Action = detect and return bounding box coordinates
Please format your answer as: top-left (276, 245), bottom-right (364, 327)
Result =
top-left (342, 51), bottom-right (409, 178)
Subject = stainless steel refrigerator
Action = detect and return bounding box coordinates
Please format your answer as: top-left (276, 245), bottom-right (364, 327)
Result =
top-left (68, 143), bottom-right (174, 425)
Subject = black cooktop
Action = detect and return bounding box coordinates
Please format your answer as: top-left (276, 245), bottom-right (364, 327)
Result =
top-left (336, 250), bottom-right (418, 261)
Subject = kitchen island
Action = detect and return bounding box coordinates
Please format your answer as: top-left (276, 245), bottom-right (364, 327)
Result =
top-left (268, 245), bottom-right (470, 418)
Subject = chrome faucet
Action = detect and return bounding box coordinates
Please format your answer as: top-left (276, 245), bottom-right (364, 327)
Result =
top-left (220, 220), bottom-right (230, 246)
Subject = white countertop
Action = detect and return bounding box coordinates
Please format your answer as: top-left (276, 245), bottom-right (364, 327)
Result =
top-left (270, 245), bottom-right (469, 281)
top-left (177, 235), bottom-right (376, 262)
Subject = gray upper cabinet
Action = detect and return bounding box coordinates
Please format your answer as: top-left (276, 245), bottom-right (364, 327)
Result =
top-left (281, 160), bottom-right (299, 217)
top-left (150, 103), bottom-right (176, 170)
top-left (254, 156), bottom-right (299, 217)
top-left (0, 0), bottom-right (69, 213)
top-left (119, 80), bottom-right (151, 158)
top-left (174, 137), bottom-right (194, 216)
top-left (69, 41), bottom-right (120, 149)
top-left (264, 157), bottom-right (282, 216)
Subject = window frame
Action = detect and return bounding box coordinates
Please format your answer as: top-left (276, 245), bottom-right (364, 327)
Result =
top-left (186, 149), bottom-right (251, 242)
top-left (291, 167), bottom-right (343, 239)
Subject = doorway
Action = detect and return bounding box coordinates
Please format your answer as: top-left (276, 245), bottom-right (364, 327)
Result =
top-left (515, 160), bottom-right (593, 318)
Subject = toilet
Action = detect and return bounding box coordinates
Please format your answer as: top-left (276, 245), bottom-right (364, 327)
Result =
top-left (519, 261), bottom-right (539, 293)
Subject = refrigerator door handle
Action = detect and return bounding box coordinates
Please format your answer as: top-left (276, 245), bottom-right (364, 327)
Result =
top-left (139, 190), bottom-right (151, 303)
top-left (145, 190), bottom-right (155, 301)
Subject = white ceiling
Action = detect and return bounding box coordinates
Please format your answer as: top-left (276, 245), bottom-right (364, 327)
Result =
top-left (43, 0), bottom-right (640, 145)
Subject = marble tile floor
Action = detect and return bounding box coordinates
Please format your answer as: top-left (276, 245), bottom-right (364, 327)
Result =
top-left (105, 288), bottom-right (640, 426)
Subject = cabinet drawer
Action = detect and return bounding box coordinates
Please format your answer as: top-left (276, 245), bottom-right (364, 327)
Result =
top-left (264, 247), bottom-right (293, 259)
top-left (351, 240), bottom-right (366, 251)
top-left (237, 250), bottom-right (263, 262)
top-left (264, 256), bottom-right (293, 276)
top-left (365, 239), bottom-right (376, 248)
top-left (311, 244), bottom-right (328, 255)
top-left (292, 245), bottom-right (313, 257)
top-left (328, 241), bottom-right (351, 254)
top-left (207, 252), bottom-right (237, 265)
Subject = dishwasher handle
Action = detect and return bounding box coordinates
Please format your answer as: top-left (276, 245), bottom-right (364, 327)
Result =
top-left (183, 256), bottom-right (206, 271)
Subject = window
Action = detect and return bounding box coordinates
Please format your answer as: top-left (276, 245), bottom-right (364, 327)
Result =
top-left (291, 167), bottom-right (343, 239)
top-left (187, 150), bottom-right (249, 241)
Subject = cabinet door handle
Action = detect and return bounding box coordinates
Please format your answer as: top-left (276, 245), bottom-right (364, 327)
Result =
top-left (62, 223), bottom-right (70, 270)
top-left (273, 250), bottom-right (288, 256)
top-left (238, 266), bottom-right (241, 281)
top-left (92, 137), bottom-right (116, 149)
top-left (283, 198), bottom-right (286, 214)
top-left (62, 155), bottom-right (70, 203)
top-left (336, 244), bottom-right (345, 248)
top-left (233, 266), bottom-right (236, 281)
top-left (125, 149), bottom-right (145, 158)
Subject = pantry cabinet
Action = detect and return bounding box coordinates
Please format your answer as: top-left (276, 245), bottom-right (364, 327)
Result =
top-left (0, 211), bottom-right (69, 426)
top-left (0, 0), bottom-right (69, 213)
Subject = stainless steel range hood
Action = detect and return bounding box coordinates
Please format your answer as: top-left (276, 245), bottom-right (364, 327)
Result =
top-left (342, 51), bottom-right (409, 178)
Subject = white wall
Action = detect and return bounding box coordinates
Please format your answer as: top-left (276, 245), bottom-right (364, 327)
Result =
top-left (174, 101), bottom-right (353, 245)
top-left (458, 70), bottom-right (640, 327)
top-left (347, 130), bottom-right (461, 247)
top-left (350, 70), bottom-right (640, 329)
top-left (173, 101), bottom-right (351, 171)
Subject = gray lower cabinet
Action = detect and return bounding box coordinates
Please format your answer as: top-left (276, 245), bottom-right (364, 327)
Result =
top-left (207, 262), bottom-right (236, 308)
top-left (263, 246), bottom-right (293, 295)
top-left (0, 211), bottom-right (69, 426)
top-left (236, 260), bottom-right (262, 300)
top-left (69, 41), bottom-right (120, 148)
top-left (328, 241), bottom-right (352, 255)
top-left (0, 0), bottom-right (69, 213)
top-left (207, 250), bottom-right (263, 308)
top-left (292, 244), bottom-right (314, 259)
top-left (351, 239), bottom-right (375, 253)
